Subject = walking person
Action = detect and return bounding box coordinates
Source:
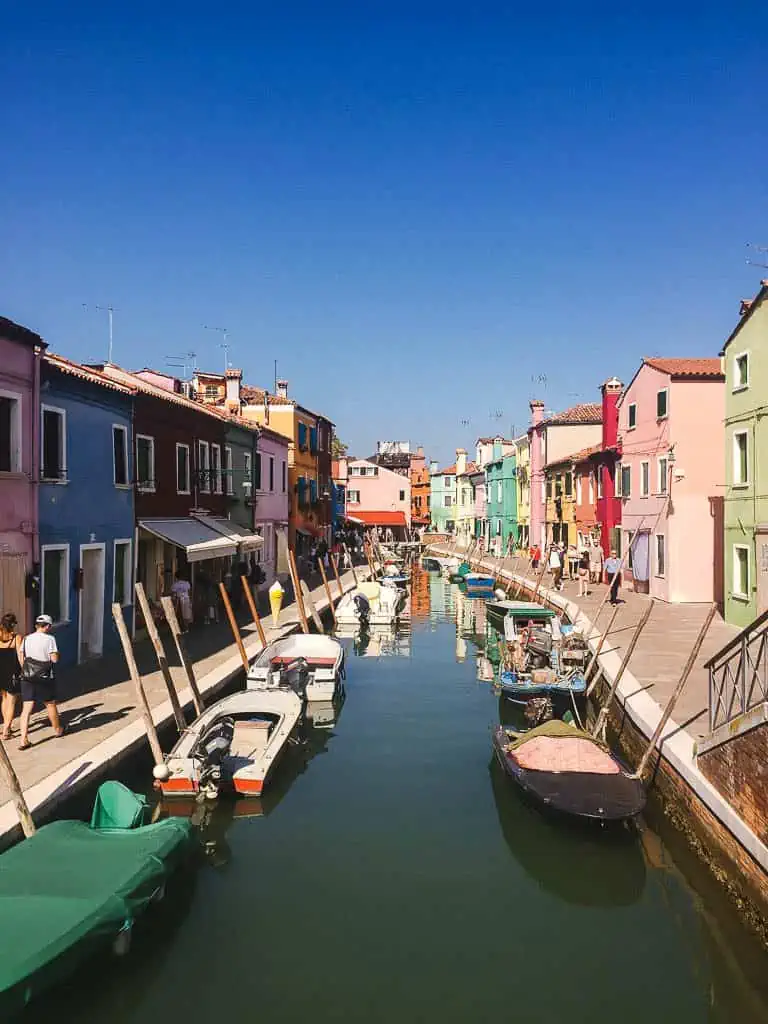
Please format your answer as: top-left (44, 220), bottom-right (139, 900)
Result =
top-left (18, 614), bottom-right (63, 749)
top-left (589, 540), bottom-right (603, 584)
top-left (548, 545), bottom-right (562, 590)
top-left (605, 549), bottom-right (622, 605)
top-left (0, 613), bottom-right (23, 740)
top-left (530, 544), bottom-right (541, 571)
top-left (170, 571), bottom-right (193, 631)
top-left (577, 550), bottom-right (590, 597)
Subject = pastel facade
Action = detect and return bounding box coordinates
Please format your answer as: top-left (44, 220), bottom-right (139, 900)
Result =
top-left (616, 358), bottom-right (724, 603)
top-left (721, 284), bottom-right (768, 626)
top-left (514, 435), bottom-right (531, 550)
top-left (250, 425), bottom-right (290, 586)
top-left (544, 454), bottom-right (576, 547)
top-left (410, 448), bottom-right (431, 529)
top-left (38, 355), bottom-right (135, 667)
top-left (0, 317), bottom-right (45, 631)
top-left (454, 449), bottom-right (477, 544)
top-left (485, 446), bottom-right (518, 555)
top-left (340, 457), bottom-right (411, 537)
top-left (596, 378), bottom-right (624, 558)
top-left (469, 468), bottom-right (486, 541)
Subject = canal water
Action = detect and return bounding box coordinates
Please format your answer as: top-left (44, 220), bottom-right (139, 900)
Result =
top-left (37, 569), bottom-right (768, 1023)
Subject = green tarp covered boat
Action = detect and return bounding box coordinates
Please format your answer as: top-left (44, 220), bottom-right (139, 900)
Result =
top-left (0, 781), bottom-right (194, 1017)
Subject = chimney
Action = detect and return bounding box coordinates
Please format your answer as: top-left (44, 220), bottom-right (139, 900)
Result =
top-left (225, 368), bottom-right (242, 412)
top-left (430, 460), bottom-right (439, 475)
top-left (529, 399), bottom-right (545, 427)
top-left (276, 378), bottom-right (289, 400)
top-left (417, 445), bottom-right (424, 457)
top-left (601, 377), bottom-right (623, 450)
top-left (456, 448), bottom-right (467, 476)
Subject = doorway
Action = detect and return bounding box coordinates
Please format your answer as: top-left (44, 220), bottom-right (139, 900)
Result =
top-left (79, 544), bottom-right (105, 662)
top-left (631, 531), bottom-right (650, 595)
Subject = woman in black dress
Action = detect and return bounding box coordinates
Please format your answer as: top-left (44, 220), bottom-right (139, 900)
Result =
top-left (0, 612), bottom-right (22, 740)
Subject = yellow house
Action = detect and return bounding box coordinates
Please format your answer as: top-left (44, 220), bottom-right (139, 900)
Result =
top-left (513, 434), bottom-right (530, 549)
top-left (544, 454), bottom-right (577, 548)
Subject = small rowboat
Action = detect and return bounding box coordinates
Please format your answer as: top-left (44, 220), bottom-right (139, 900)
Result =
top-left (462, 573), bottom-right (496, 595)
top-left (492, 720), bottom-right (646, 822)
top-left (248, 634), bottom-right (345, 702)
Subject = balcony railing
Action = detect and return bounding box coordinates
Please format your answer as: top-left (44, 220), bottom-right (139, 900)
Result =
top-left (706, 608), bottom-right (768, 732)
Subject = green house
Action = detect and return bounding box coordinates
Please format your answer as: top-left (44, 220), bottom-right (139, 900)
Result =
top-left (484, 445), bottom-right (518, 554)
top-left (429, 460), bottom-right (457, 533)
top-left (722, 282), bottom-right (768, 627)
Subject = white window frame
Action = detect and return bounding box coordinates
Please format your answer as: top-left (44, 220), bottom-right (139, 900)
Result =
top-left (733, 430), bottom-right (749, 487)
top-left (733, 544), bottom-right (750, 600)
top-left (444, 494), bottom-right (453, 507)
top-left (733, 351), bottom-right (750, 393)
top-left (198, 440), bottom-right (210, 493)
top-left (136, 434), bottom-right (156, 493)
top-left (224, 446), bottom-right (234, 495)
top-left (655, 534), bottom-right (666, 578)
top-left (211, 443), bottom-right (222, 494)
top-left (640, 460), bottom-right (650, 498)
top-left (496, 480), bottom-right (502, 503)
top-left (657, 456), bottom-right (668, 496)
top-left (243, 451), bottom-right (252, 496)
top-left (113, 538), bottom-right (133, 606)
top-left (176, 442), bottom-right (191, 495)
top-left (656, 388), bottom-right (669, 420)
top-left (597, 468), bottom-right (603, 499)
top-left (615, 462), bottom-right (622, 497)
top-left (627, 403), bottom-right (637, 430)
top-left (41, 404), bottom-right (67, 482)
top-left (40, 543), bottom-right (70, 625)
top-left (112, 424), bottom-right (129, 487)
top-left (347, 489), bottom-right (361, 504)
top-left (0, 388), bottom-right (23, 473)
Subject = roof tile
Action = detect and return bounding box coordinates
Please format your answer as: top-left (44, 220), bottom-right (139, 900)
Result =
top-left (643, 357), bottom-right (723, 379)
top-left (539, 402), bottom-right (602, 427)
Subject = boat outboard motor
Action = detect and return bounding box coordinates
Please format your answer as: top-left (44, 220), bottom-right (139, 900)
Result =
top-left (196, 716), bottom-right (235, 800)
top-left (280, 656), bottom-right (311, 697)
top-left (353, 592), bottom-right (371, 626)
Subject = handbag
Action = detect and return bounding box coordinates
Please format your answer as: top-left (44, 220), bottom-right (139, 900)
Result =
top-left (20, 639), bottom-right (52, 682)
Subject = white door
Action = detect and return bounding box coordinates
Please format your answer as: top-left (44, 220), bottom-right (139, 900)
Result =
top-left (80, 545), bottom-right (105, 661)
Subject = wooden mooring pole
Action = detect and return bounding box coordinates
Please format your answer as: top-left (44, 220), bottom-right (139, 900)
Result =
top-left (240, 576), bottom-right (267, 648)
top-left (632, 603), bottom-right (717, 781)
top-left (592, 600), bottom-right (655, 741)
top-left (218, 582), bottom-right (250, 671)
top-left (159, 596), bottom-right (204, 717)
top-left (134, 583), bottom-right (186, 733)
top-left (288, 550), bottom-right (310, 634)
top-left (301, 579), bottom-right (325, 632)
top-left (344, 544), bottom-right (359, 585)
top-left (585, 604), bottom-right (621, 697)
top-left (0, 736), bottom-right (35, 837)
top-left (112, 603), bottom-right (164, 766)
top-left (331, 554), bottom-right (345, 600)
top-left (318, 558), bottom-right (337, 626)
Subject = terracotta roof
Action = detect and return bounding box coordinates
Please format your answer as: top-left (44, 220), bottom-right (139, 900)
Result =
top-left (722, 281), bottom-right (768, 355)
top-left (458, 461), bottom-right (478, 476)
top-left (0, 316), bottom-right (45, 348)
top-left (643, 357), bottom-right (723, 379)
top-left (545, 443), bottom-right (601, 469)
top-left (539, 403), bottom-right (602, 427)
top-left (96, 364), bottom-right (249, 423)
top-left (436, 463), bottom-right (457, 476)
top-left (240, 385), bottom-right (293, 406)
top-left (45, 353), bottom-right (135, 395)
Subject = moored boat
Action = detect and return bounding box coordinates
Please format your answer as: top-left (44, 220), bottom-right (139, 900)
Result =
top-left (247, 634), bottom-right (345, 702)
top-left (335, 582), bottom-right (405, 626)
top-left (0, 781), bottom-right (194, 1016)
top-left (463, 572), bottom-right (496, 595)
top-left (486, 599), bottom-right (555, 635)
top-left (492, 720), bottom-right (646, 822)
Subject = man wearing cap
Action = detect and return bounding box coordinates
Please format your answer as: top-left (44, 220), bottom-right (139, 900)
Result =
top-left (17, 614), bottom-right (63, 749)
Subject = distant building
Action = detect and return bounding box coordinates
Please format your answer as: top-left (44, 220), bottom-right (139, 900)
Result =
top-left (337, 457), bottom-right (411, 539)
top-left (409, 446), bottom-right (431, 529)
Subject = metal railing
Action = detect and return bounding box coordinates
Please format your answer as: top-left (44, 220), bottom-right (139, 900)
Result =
top-left (705, 608), bottom-right (768, 732)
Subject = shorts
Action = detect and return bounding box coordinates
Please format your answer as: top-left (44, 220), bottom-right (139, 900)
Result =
top-left (21, 674), bottom-right (57, 705)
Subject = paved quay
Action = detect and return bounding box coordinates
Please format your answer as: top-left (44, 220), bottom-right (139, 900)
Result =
top-left (0, 567), bottom-right (365, 843)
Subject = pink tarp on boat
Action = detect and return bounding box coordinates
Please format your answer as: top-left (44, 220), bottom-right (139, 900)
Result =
top-left (510, 737), bottom-right (621, 775)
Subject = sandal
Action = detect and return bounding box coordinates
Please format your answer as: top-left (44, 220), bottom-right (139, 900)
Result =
top-left (54, 727), bottom-right (66, 739)
top-left (19, 740), bottom-right (32, 750)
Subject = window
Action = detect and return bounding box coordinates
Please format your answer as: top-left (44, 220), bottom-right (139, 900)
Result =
top-left (621, 465), bottom-right (631, 497)
top-left (310, 427), bottom-right (318, 453)
top-left (281, 460), bottom-right (287, 493)
top-left (734, 352), bottom-right (749, 392)
top-left (211, 444), bottom-right (222, 493)
top-left (444, 476), bottom-right (453, 487)
top-left (137, 435), bottom-right (156, 492)
top-left (546, 478), bottom-right (552, 499)
top-left (347, 489), bottom-right (360, 503)
top-left (589, 473), bottom-right (595, 504)
top-left (615, 463), bottom-right (622, 497)
top-left (243, 451), bottom-right (252, 495)
top-left (640, 461), bottom-right (649, 497)
top-left (576, 474), bottom-right (582, 504)
top-left (565, 472), bottom-right (573, 497)
top-left (41, 406), bottom-right (66, 480)
top-left (399, 490), bottom-right (405, 501)
top-left (349, 465), bottom-right (361, 476)
top-left (176, 443), bottom-right (190, 494)
top-left (657, 456), bottom-right (668, 495)
top-left (733, 545), bottom-right (750, 599)
top-left (298, 422), bottom-right (308, 450)
top-left (497, 481), bottom-right (502, 502)
top-left (444, 495), bottom-right (453, 507)
top-left (555, 475), bottom-right (563, 497)
top-left (113, 540), bottom-right (132, 606)
top-left (733, 431), bottom-right (749, 486)
top-left (41, 545), bottom-right (69, 624)
top-left (204, 384), bottom-right (219, 400)
top-left (254, 451), bottom-right (262, 490)
top-left (656, 534), bottom-right (666, 577)
top-left (224, 446), bottom-right (233, 495)
top-left (197, 440), bottom-right (210, 493)
top-left (113, 425), bottom-right (129, 486)
top-left (0, 391), bottom-right (22, 473)
top-left (656, 389), bottom-right (668, 419)
top-left (597, 469), bottom-right (603, 499)
top-left (269, 455), bottom-right (275, 492)
top-left (496, 520), bottom-right (502, 536)
top-left (628, 403), bottom-right (637, 429)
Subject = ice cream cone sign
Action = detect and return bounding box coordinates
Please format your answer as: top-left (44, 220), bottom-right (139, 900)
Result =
top-left (269, 580), bottom-right (284, 627)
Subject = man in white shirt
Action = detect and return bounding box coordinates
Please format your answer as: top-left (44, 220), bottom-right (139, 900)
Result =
top-left (18, 614), bottom-right (63, 749)
top-left (548, 545), bottom-right (562, 590)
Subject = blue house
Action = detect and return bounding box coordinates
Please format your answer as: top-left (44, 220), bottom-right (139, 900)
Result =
top-left (38, 355), bottom-right (135, 668)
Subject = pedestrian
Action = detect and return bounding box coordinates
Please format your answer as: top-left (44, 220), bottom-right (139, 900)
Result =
top-left (531, 544), bottom-right (541, 570)
top-left (567, 544), bottom-right (580, 581)
top-left (18, 614), bottom-right (64, 749)
top-left (548, 545), bottom-right (562, 590)
top-left (605, 548), bottom-right (622, 605)
top-left (170, 571), bottom-right (193, 631)
top-left (577, 550), bottom-right (590, 597)
top-left (589, 540), bottom-right (603, 584)
top-left (0, 612), bottom-right (23, 740)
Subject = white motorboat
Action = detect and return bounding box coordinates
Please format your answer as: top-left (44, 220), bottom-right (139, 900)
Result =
top-left (335, 581), bottom-right (405, 626)
top-left (156, 688), bottom-right (303, 799)
top-left (247, 634), bottom-right (345, 703)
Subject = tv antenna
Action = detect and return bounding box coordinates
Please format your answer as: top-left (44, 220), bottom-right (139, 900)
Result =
top-left (203, 325), bottom-right (230, 372)
top-left (82, 303), bottom-right (118, 363)
top-left (746, 243), bottom-right (768, 270)
top-left (166, 351), bottom-right (198, 378)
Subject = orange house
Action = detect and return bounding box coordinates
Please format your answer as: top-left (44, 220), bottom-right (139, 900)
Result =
top-left (410, 447), bottom-right (431, 528)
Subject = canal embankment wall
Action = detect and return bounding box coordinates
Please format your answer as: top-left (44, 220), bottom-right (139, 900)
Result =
top-left (427, 543), bottom-right (768, 941)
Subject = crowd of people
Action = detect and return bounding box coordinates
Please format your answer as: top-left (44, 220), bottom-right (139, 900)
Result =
top-left (529, 539), bottom-right (622, 604)
top-left (0, 612), bottom-right (64, 750)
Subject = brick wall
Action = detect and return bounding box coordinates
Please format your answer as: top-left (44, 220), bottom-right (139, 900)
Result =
top-left (698, 724), bottom-right (768, 846)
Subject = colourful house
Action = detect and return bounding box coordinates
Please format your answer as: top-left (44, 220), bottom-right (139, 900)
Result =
top-left (0, 316), bottom-right (46, 631)
top-left (410, 448), bottom-right (431, 530)
top-left (455, 449), bottom-right (478, 545)
top-left (339, 457), bottom-right (411, 539)
top-left (469, 466), bottom-right (486, 542)
top-left (721, 283), bottom-right (768, 626)
top-left (616, 358), bottom-right (724, 603)
top-left (429, 460), bottom-right (457, 534)
top-left (474, 436), bottom-right (515, 547)
top-left (485, 444), bottom-right (518, 555)
top-left (544, 453), bottom-right (577, 547)
top-left (514, 435), bottom-right (531, 550)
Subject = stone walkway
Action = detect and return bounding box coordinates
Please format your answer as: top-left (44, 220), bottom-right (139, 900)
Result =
top-left (0, 568), bottom-right (364, 828)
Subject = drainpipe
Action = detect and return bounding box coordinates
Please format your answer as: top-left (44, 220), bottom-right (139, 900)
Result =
top-left (30, 344), bottom-right (42, 631)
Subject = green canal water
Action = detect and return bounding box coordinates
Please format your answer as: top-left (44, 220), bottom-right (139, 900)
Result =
top-left (37, 570), bottom-right (768, 1023)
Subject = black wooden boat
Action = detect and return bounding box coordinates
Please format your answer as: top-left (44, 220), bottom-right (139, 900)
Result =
top-left (492, 720), bottom-right (645, 823)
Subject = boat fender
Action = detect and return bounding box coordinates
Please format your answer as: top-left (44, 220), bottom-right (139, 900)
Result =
top-left (153, 763), bottom-right (171, 782)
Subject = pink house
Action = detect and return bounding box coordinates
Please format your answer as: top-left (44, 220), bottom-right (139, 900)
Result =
top-left (616, 358), bottom-right (725, 603)
top-left (0, 316), bottom-right (46, 631)
top-left (253, 425), bottom-right (290, 586)
top-left (338, 457), bottom-right (411, 539)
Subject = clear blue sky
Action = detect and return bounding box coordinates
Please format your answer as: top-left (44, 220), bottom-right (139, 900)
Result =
top-left (2, 3), bottom-right (766, 465)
